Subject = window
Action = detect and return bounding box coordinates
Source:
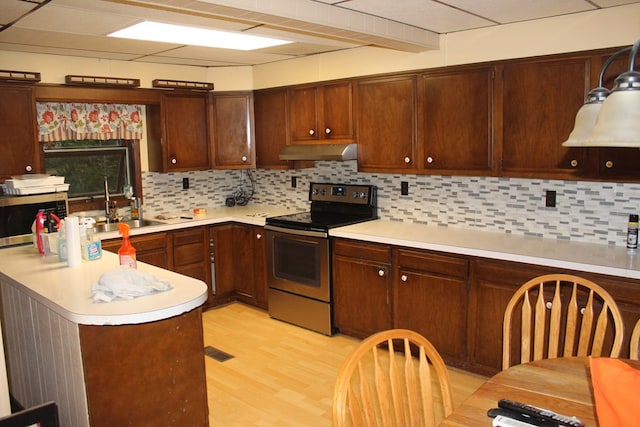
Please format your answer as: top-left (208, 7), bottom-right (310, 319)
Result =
top-left (43, 139), bottom-right (141, 214)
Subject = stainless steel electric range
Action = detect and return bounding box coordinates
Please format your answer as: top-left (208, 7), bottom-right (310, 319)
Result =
top-left (264, 182), bottom-right (377, 335)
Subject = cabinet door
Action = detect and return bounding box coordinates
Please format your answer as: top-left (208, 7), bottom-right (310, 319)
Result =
top-left (254, 88), bottom-right (289, 169)
top-left (0, 86), bottom-right (39, 180)
top-left (356, 75), bottom-right (418, 172)
top-left (333, 239), bottom-right (393, 338)
top-left (252, 226), bottom-right (268, 309)
top-left (209, 224), bottom-right (236, 306)
top-left (394, 249), bottom-right (468, 363)
top-left (420, 67), bottom-right (495, 174)
top-left (150, 93), bottom-right (209, 172)
top-left (322, 82), bottom-right (354, 141)
top-left (500, 58), bottom-right (590, 178)
top-left (289, 86), bottom-right (319, 142)
top-left (469, 259), bottom-right (550, 375)
top-left (210, 92), bottom-right (255, 169)
top-left (232, 223), bottom-right (255, 303)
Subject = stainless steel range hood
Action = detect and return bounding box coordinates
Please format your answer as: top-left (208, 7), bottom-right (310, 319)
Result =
top-left (278, 143), bottom-right (358, 161)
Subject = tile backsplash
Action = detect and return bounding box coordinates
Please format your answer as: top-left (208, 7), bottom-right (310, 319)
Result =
top-left (143, 161), bottom-right (640, 247)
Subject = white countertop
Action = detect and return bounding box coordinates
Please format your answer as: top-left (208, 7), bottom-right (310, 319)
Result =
top-left (95, 205), bottom-right (295, 240)
top-left (94, 205), bottom-right (640, 280)
top-left (0, 245), bottom-right (208, 326)
top-left (329, 220), bottom-right (640, 280)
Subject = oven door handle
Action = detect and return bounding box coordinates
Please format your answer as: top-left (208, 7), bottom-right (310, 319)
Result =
top-left (264, 225), bottom-right (328, 238)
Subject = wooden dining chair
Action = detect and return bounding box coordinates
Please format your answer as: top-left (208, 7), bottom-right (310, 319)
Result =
top-left (630, 318), bottom-right (640, 361)
top-left (332, 329), bottom-right (454, 427)
top-left (0, 401), bottom-right (59, 427)
top-left (502, 274), bottom-right (624, 370)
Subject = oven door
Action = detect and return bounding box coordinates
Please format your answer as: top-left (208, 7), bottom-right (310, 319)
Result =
top-left (264, 225), bottom-right (330, 302)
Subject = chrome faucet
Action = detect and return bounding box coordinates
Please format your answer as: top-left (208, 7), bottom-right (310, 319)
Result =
top-left (104, 176), bottom-right (118, 223)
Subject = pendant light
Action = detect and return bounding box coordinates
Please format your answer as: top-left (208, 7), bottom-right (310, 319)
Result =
top-left (562, 38), bottom-right (640, 147)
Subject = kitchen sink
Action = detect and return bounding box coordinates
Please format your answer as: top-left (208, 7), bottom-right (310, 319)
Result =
top-left (93, 219), bottom-right (164, 233)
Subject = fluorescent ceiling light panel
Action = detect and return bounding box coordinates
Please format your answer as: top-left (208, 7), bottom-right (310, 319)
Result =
top-left (108, 21), bottom-right (292, 51)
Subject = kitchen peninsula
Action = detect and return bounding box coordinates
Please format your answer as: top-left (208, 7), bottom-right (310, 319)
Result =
top-left (0, 245), bottom-right (209, 427)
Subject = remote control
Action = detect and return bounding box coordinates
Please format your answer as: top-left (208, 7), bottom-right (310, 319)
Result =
top-left (492, 415), bottom-right (539, 427)
top-left (498, 399), bottom-right (585, 427)
top-left (487, 408), bottom-right (555, 427)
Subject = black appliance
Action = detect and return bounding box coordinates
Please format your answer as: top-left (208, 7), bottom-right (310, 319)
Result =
top-left (264, 182), bottom-right (377, 335)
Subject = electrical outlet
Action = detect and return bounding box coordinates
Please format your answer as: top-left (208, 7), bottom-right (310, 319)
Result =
top-left (401, 181), bottom-right (409, 196)
top-left (182, 177), bottom-right (189, 190)
top-left (545, 190), bottom-right (556, 207)
top-left (291, 176), bottom-right (297, 188)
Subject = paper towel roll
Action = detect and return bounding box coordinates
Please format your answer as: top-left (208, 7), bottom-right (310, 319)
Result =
top-left (66, 216), bottom-right (82, 267)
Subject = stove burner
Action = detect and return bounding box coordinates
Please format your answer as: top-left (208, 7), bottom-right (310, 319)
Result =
top-left (265, 183), bottom-right (377, 232)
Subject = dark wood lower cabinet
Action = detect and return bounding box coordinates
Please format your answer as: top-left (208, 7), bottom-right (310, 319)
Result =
top-left (394, 249), bottom-right (469, 367)
top-left (79, 308), bottom-right (208, 427)
top-left (333, 239), bottom-right (393, 337)
top-left (333, 238), bottom-right (640, 376)
top-left (101, 231), bottom-right (171, 269)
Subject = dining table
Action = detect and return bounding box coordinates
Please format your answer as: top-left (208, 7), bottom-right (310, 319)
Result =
top-left (439, 356), bottom-right (640, 426)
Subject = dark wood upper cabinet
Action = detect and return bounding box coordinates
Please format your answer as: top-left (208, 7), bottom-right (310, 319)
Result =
top-left (288, 81), bottom-right (354, 143)
top-left (209, 91), bottom-right (255, 169)
top-left (254, 88), bottom-right (290, 169)
top-left (147, 92), bottom-right (210, 172)
top-left (498, 57), bottom-right (591, 179)
top-left (419, 66), bottom-right (495, 175)
top-left (0, 85), bottom-right (40, 180)
top-left (356, 74), bottom-right (418, 173)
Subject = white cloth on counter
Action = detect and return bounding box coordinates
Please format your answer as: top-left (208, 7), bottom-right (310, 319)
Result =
top-left (92, 266), bottom-right (173, 303)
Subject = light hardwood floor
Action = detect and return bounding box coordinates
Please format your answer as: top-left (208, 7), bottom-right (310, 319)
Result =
top-left (202, 303), bottom-right (487, 426)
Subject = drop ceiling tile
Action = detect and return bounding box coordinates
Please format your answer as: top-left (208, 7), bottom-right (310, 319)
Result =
top-left (0, 42), bottom-right (141, 61)
top-left (340, 0), bottom-right (495, 33)
top-left (0, 27), bottom-right (183, 55)
top-left (0, 0), bottom-right (37, 26)
top-left (440, 0), bottom-right (595, 24)
top-left (152, 45), bottom-right (295, 64)
top-left (590, 0), bottom-right (640, 6)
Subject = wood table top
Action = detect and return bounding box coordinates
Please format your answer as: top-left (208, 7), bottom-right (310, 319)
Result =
top-left (440, 357), bottom-right (640, 426)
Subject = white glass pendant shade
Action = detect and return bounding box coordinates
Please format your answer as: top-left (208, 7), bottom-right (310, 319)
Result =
top-left (562, 102), bottom-right (602, 146)
top-left (586, 71), bottom-right (640, 147)
top-left (586, 90), bottom-right (640, 146)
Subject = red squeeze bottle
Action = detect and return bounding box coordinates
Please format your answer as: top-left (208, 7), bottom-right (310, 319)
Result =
top-left (117, 223), bottom-right (137, 269)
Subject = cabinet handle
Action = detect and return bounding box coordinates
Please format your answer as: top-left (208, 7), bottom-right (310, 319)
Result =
top-left (605, 160), bottom-right (614, 169)
top-left (241, 155), bottom-right (248, 162)
top-left (25, 165), bottom-right (32, 172)
top-left (309, 129), bottom-right (315, 136)
top-left (325, 127), bottom-right (331, 135)
top-left (256, 233), bottom-right (262, 240)
top-left (570, 159), bottom-right (578, 168)
top-left (426, 156), bottom-right (433, 164)
top-left (401, 274), bottom-right (408, 282)
top-left (378, 269), bottom-right (385, 277)
top-left (404, 157), bottom-right (411, 164)
top-left (171, 158), bottom-right (177, 165)
top-left (545, 302), bottom-right (552, 309)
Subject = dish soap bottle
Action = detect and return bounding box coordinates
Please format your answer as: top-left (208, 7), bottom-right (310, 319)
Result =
top-left (117, 223), bottom-right (137, 269)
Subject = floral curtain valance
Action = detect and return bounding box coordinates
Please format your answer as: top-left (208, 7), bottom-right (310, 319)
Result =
top-left (36, 102), bottom-right (144, 142)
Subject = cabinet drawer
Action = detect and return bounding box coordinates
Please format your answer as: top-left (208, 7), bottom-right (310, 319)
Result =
top-left (333, 239), bottom-right (391, 262)
top-left (396, 248), bottom-right (468, 278)
top-left (102, 232), bottom-right (169, 253)
top-left (174, 242), bottom-right (205, 266)
top-left (173, 227), bottom-right (205, 246)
